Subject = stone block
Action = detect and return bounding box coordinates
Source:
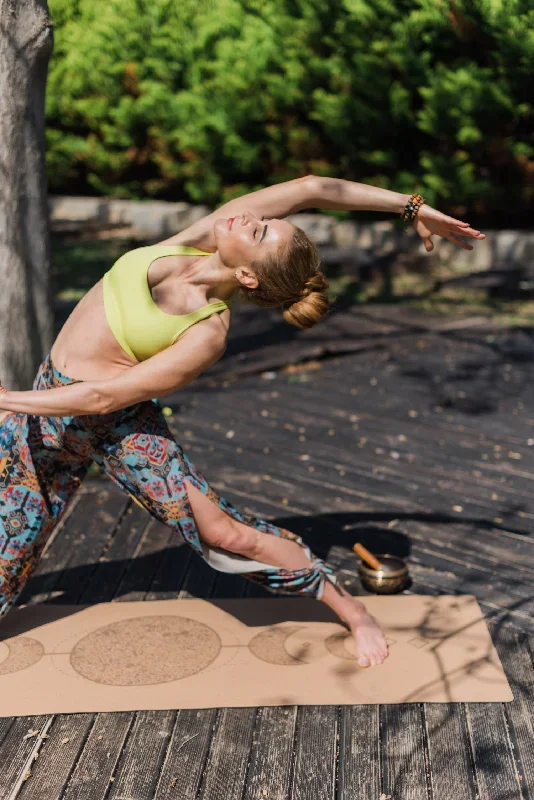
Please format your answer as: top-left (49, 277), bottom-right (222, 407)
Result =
top-left (49, 196), bottom-right (103, 222)
top-left (287, 213), bottom-right (337, 245)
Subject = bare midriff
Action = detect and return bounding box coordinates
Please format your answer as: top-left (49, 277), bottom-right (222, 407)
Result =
top-left (50, 278), bottom-right (139, 382)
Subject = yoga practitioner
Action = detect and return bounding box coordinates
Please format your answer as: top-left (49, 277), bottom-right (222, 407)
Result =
top-left (0, 177), bottom-right (484, 667)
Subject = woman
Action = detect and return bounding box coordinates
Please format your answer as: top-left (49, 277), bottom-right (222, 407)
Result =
top-left (0, 176), bottom-right (484, 667)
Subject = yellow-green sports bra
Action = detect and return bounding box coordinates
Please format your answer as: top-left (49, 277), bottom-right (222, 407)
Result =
top-left (103, 244), bottom-right (231, 362)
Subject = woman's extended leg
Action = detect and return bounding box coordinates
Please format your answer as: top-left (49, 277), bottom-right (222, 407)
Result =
top-left (185, 479), bottom-right (388, 668)
top-left (90, 398), bottom-right (388, 667)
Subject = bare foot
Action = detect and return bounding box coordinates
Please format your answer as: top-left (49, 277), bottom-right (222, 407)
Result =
top-left (347, 608), bottom-right (389, 668)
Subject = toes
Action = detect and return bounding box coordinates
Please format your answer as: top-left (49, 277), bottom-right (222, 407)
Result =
top-left (370, 650), bottom-right (388, 666)
top-left (358, 656), bottom-right (370, 667)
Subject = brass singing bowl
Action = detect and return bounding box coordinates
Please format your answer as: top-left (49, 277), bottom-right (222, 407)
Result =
top-left (358, 554), bottom-right (410, 595)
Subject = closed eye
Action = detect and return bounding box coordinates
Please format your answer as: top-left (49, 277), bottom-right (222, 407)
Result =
top-left (253, 216), bottom-right (266, 241)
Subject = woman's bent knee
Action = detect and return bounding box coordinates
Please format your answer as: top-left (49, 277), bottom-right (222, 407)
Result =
top-left (198, 518), bottom-right (259, 559)
top-left (184, 479), bottom-right (259, 557)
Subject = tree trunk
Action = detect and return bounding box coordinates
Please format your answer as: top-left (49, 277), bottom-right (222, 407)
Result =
top-left (0, 0), bottom-right (54, 390)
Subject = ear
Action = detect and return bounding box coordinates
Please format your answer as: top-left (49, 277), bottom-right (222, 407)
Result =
top-left (235, 267), bottom-right (259, 290)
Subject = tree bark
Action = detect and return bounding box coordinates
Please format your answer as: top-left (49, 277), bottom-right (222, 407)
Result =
top-left (0, 0), bottom-right (54, 390)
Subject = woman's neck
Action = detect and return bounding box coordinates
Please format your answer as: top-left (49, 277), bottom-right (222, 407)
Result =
top-left (184, 251), bottom-right (238, 303)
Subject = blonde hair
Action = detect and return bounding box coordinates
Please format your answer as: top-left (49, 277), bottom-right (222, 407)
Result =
top-left (237, 226), bottom-right (331, 329)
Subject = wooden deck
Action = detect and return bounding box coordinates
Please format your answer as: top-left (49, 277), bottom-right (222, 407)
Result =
top-left (1, 303), bottom-right (533, 799)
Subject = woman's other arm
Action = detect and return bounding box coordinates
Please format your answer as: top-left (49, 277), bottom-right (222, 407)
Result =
top-left (0, 320), bottom-right (226, 417)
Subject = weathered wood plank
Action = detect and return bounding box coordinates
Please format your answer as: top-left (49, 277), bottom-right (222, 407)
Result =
top-left (77, 501), bottom-right (151, 604)
top-left (53, 490), bottom-right (129, 604)
top-left (105, 710), bottom-right (176, 800)
top-left (338, 705), bottom-right (380, 800)
top-left (380, 704), bottom-right (429, 800)
top-left (199, 708), bottom-right (257, 800)
top-left (327, 518), bottom-right (534, 591)
top-left (144, 535), bottom-right (193, 601)
top-left (465, 703), bottom-right (522, 800)
top-left (0, 717), bottom-right (51, 800)
top-left (19, 487), bottom-right (127, 607)
top-left (241, 706), bottom-right (297, 800)
top-left (17, 714), bottom-right (94, 800)
top-left (62, 713), bottom-right (134, 800)
top-left (424, 704), bottom-right (476, 800)
top-left (292, 705), bottom-right (338, 800)
top-left (489, 624), bottom-right (534, 800)
top-left (113, 517), bottom-right (175, 602)
top-left (0, 718), bottom-right (13, 749)
top-left (178, 549), bottom-right (217, 600)
top-left (153, 709), bottom-right (218, 800)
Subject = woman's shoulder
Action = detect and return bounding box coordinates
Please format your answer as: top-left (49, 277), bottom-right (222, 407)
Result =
top-left (178, 304), bottom-right (230, 345)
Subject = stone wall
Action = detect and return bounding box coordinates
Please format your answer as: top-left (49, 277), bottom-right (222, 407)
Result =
top-left (49, 195), bottom-right (534, 273)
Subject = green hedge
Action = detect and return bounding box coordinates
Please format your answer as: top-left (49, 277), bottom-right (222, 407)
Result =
top-left (46, 0), bottom-right (534, 224)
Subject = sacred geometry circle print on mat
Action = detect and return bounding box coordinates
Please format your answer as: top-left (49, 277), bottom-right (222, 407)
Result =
top-left (3, 618), bottom-right (402, 686)
top-left (70, 616), bottom-right (222, 686)
top-left (0, 637), bottom-right (44, 675)
top-left (248, 625), bottom-right (309, 665)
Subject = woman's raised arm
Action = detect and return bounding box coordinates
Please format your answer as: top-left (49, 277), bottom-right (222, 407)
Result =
top-left (160, 174), bottom-right (485, 253)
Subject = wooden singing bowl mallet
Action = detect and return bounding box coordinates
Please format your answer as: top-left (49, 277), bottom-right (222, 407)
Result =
top-left (353, 543), bottom-right (382, 570)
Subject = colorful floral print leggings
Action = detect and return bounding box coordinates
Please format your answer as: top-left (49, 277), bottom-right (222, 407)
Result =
top-left (0, 353), bottom-right (338, 618)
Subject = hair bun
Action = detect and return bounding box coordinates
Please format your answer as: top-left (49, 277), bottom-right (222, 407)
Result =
top-left (283, 271), bottom-right (330, 329)
top-left (301, 271), bottom-right (329, 297)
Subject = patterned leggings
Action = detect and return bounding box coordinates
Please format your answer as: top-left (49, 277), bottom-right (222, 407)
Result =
top-left (0, 353), bottom-right (338, 618)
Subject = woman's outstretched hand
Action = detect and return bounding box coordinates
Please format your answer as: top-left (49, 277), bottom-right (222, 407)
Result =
top-left (412, 206), bottom-right (485, 252)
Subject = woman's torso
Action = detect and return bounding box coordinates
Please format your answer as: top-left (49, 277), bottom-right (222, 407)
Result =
top-left (50, 247), bottom-right (231, 382)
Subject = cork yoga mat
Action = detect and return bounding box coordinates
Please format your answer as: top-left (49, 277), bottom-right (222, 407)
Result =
top-left (0, 595), bottom-right (512, 715)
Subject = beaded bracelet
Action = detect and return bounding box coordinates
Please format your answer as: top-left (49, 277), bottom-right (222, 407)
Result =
top-left (401, 193), bottom-right (425, 230)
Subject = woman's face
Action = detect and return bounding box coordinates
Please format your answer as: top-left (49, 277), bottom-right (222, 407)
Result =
top-left (213, 211), bottom-right (295, 271)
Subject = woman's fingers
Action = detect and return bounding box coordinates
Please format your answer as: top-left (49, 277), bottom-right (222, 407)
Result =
top-left (447, 217), bottom-right (471, 227)
top-left (445, 232), bottom-right (473, 250)
top-left (452, 225), bottom-right (484, 239)
top-left (442, 215), bottom-right (484, 238)
top-left (448, 218), bottom-right (484, 237)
